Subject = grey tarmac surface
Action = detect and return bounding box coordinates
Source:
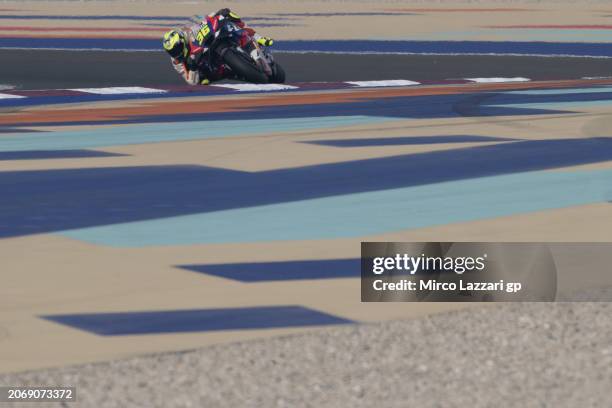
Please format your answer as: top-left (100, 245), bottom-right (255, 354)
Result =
top-left (1, 302), bottom-right (612, 408)
top-left (4, 49), bottom-right (612, 89)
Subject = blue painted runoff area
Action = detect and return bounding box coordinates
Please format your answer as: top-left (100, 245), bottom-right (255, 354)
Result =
top-left (305, 135), bottom-right (517, 147)
top-left (0, 116), bottom-right (392, 152)
top-left (505, 86), bottom-right (612, 95)
top-left (0, 149), bottom-right (124, 161)
top-left (0, 90), bottom-right (233, 109)
top-left (486, 99), bottom-right (612, 110)
top-left (2, 137), bottom-right (612, 239)
top-left (41, 306), bottom-right (353, 335)
top-left (179, 258), bottom-right (360, 282)
top-left (58, 167), bottom-right (612, 246)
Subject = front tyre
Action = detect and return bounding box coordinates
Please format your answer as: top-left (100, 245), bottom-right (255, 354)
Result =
top-left (269, 63), bottom-right (286, 84)
top-left (222, 48), bottom-right (268, 84)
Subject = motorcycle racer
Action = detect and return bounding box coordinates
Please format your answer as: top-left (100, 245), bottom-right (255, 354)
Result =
top-left (162, 8), bottom-right (274, 85)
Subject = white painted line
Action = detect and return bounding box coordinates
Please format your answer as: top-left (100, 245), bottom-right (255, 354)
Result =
top-left (0, 93), bottom-right (25, 99)
top-left (582, 76), bottom-right (612, 80)
top-left (346, 80), bottom-right (421, 88)
top-left (212, 83), bottom-right (299, 92)
top-left (69, 87), bottom-right (168, 95)
top-left (465, 77), bottom-right (531, 83)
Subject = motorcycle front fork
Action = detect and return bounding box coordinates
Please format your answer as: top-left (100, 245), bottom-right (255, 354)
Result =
top-left (235, 40), bottom-right (273, 76)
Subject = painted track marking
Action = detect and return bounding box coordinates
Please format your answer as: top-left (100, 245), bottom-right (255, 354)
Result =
top-left (465, 77), bottom-right (530, 83)
top-left (346, 79), bottom-right (421, 87)
top-left (69, 86), bottom-right (167, 95)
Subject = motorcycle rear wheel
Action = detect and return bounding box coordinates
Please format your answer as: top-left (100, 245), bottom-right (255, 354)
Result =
top-left (222, 48), bottom-right (268, 84)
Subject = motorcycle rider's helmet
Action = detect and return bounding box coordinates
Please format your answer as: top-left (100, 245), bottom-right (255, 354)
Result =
top-left (162, 30), bottom-right (188, 60)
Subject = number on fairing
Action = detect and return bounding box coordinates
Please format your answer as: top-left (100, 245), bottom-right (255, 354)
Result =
top-left (196, 24), bottom-right (211, 44)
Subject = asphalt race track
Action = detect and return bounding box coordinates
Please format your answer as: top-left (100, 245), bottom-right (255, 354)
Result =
top-left (3, 49), bottom-right (612, 89)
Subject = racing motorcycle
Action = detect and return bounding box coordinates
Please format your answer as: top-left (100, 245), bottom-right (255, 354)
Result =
top-left (190, 15), bottom-right (285, 84)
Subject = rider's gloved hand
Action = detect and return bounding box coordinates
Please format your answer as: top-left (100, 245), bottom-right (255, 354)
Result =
top-left (257, 37), bottom-right (274, 47)
top-left (171, 59), bottom-right (186, 74)
top-left (185, 70), bottom-right (200, 86)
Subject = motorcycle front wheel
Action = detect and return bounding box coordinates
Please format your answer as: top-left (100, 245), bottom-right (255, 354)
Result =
top-left (222, 48), bottom-right (268, 84)
top-left (269, 63), bottom-right (286, 84)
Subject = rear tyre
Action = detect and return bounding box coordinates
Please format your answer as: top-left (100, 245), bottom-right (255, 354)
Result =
top-left (222, 48), bottom-right (268, 84)
top-left (269, 63), bottom-right (286, 84)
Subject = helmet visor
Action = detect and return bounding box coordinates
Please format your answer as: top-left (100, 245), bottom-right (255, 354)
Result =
top-left (167, 45), bottom-right (184, 59)
top-left (163, 31), bottom-right (186, 59)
